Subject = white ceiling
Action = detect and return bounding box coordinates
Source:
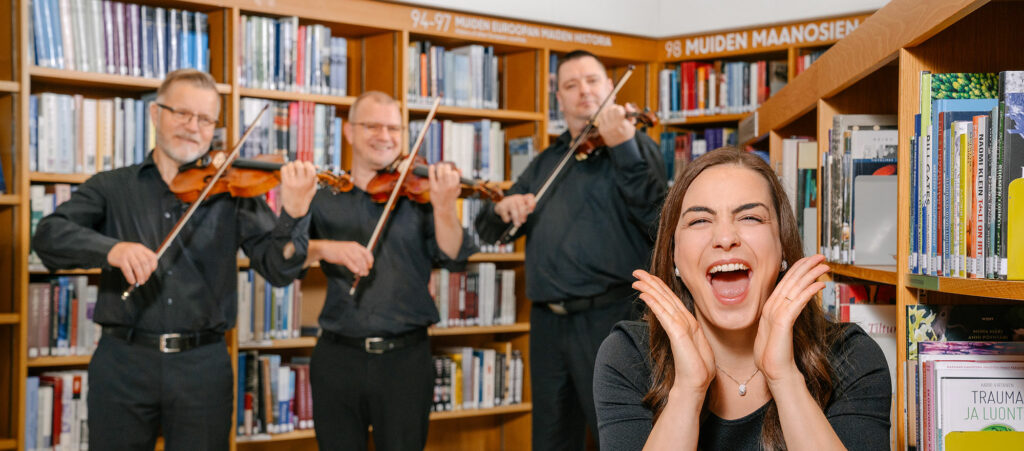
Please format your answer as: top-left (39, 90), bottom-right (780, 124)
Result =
top-left (393, 0), bottom-right (890, 38)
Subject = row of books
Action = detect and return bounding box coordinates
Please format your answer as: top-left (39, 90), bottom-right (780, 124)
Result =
top-left (460, 198), bottom-right (514, 254)
top-left (779, 139), bottom-right (819, 258)
top-left (32, 0), bottom-right (210, 77)
top-left (905, 303), bottom-right (1024, 450)
top-left (547, 53), bottom-right (566, 135)
top-left (911, 71), bottom-right (1024, 280)
top-left (408, 119), bottom-right (505, 182)
top-left (793, 49), bottom-right (825, 77)
top-left (820, 115), bottom-right (899, 266)
top-left (657, 60), bottom-right (787, 120)
top-left (29, 92), bottom-right (154, 174)
top-left (29, 184), bottom-right (74, 271)
top-left (236, 352), bottom-right (312, 438)
top-left (236, 270), bottom-right (303, 345)
top-left (239, 15), bottom-right (348, 96)
top-left (238, 98), bottom-right (343, 171)
top-left (658, 130), bottom-right (710, 184)
top-left (407, 41), bottom-right (499, 110)
top-left (27, 276), bottom-right (100, 359)
top-left (432, 344), bottom-right (524, 412)
top-left (429, 264), bottom-right (517, 329)
top-left (25, 371), bottom-right (88, 451)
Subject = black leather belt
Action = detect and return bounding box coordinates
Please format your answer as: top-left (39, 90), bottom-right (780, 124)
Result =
top-left (544, 285), bottom-right (636, 315)
top-left (103, 326), bottom-right (224, 353)
top-left (322, 328), bottom-right (428, 354)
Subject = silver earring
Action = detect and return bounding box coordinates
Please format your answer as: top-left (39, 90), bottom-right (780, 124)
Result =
top-left (780, 260), bottom-right (788, 272)
top-left (674, 267), bottom-right (681, 277)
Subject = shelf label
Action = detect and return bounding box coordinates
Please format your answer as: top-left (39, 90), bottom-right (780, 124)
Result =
top-left (409, 8), bottom-right (613, 47)
top-left (661, 14), bottom-right (869, 60)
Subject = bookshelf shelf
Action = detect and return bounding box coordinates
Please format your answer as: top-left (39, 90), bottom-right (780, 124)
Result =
top-left (409, 104), bottom-right (544, 123)
top-left (429, 323), bottom-right (529, 336)
top-left (29, 66), bottom-right (231, 94)
top-left (828, 263), bottom-right (898, 285)
top-left (0, 438), bottom-right (16, 450)
top-left (29, 172), bottom-right (91, 184)
top-left (906, 276), bottom-right (1024, 302)
top-left (429, 403), bottom-right (532, 421)
top-left (0, 194), bottom-right (19, 206)
top-left (239, 337), bottom-right (317, 350)
top-left (30, 268), bottom-right (102, 275)
top-left (468, 252), bottom-right (524, 263)
top-left (27, 355), bottom-right (92, 368)
top-left (236, 429), bottom-right (316, 444)
top-left (661, 113), bottom-right (750, 126)
top-left (238, 87), bottom-right (356, 107)
top-left (0, 80), bottom-right (17, 93)
top-left (0, 314), bottom-right (19, 325)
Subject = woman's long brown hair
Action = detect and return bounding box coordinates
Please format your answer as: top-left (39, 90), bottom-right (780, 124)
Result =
top-left (643, 147), bottom-right (840, 450)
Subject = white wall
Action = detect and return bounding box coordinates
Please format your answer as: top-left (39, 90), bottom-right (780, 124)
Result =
top-left (392, 0), bottom-right (890, 38)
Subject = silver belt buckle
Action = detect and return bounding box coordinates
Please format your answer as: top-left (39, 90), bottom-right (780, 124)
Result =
top-left (159, 333), bottom-right (182, 353)
top-left (548, 302), bottom-right (569, 315)
top-left (364, 337), bottom-right (385, 354)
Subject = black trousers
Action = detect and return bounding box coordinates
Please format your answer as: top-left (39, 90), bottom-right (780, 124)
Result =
top-left (310, 334), bottom-right (434, 451)
top-left (88, 334), bottom-right (233, 451)
top-left (530, 297), bottom-right (640, 451)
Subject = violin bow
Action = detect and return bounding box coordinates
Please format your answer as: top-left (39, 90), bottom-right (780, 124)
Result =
top-left (497, 65), bottom-right (635, 244)
top-left (121, 104), bottom-right (270, 300)
top-left (349, 97), bottom-right (442, 296)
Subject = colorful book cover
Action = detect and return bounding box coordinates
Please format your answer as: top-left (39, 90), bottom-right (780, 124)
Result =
top-left (936, 361), bottom-right (1024, 447)
top-left (906, 304), bottom-right (1024, 360)
top-left (1000, 71), bottom-right (1024, 279)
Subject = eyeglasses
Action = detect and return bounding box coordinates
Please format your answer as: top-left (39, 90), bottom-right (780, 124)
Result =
top-left (156, 103), bottom-right (218, 128)
top-left (353, 122), bottom-right (403, 134)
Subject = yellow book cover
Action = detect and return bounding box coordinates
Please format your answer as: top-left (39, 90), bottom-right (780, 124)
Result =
top-left (945, 431), bottom-right (1024, 450)
top-left (1008, 178), bottom-right (1023, 280)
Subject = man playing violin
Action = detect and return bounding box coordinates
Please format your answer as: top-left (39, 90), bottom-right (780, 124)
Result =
top-left (475, 49), bottom-right (667, 450)
top-left (304, 91), bottom-right (476, 450)
top-left (31, 69), bottom-right (319, 451)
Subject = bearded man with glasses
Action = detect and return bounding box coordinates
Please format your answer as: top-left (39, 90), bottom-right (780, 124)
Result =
top-left (32, 69), bottom-right (319, 451)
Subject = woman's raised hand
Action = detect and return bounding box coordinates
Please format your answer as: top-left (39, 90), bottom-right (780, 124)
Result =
top-left (633, 269), bottom-right (716, 396)
top-left (753, 254), bottom-right (829, 386)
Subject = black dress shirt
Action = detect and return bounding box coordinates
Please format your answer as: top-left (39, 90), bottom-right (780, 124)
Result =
top-left (594, 322), bottom-right (892, 451)
top-left (475, 132), bottom-right (666, 302)
top-left (31, 153), bottom-right (310, 334)
top-left (309, 188), bottom-right (477, 337)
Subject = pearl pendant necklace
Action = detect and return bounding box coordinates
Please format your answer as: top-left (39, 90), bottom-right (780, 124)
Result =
top-left (716, 365), bottom-right (760, 396)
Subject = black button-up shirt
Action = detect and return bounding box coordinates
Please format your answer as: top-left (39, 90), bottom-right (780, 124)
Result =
top-left (31, 153), bottom-right (310, 333)
top-left (309, 188), bottom-right (477, 337)
top-left (475, 132), bottom-right (666, 302)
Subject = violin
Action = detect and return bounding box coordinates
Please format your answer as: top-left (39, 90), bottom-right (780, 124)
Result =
top-left (573, 105), bottom-right (658, 161)
top-left (170, 151), bottom-right (353, 203)
top-left (364, 155), bottom-right (504, 204)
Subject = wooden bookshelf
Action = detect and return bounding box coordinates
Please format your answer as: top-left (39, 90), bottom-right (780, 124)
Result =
top-left (661, 113), bottom-right (750, 126)
top-left (0, 81), bottom-right (16, 93)
top-left (236, 429), bottom-right (317, 445)
top-left (239, 337), bottom-right (317, 350)
top-left (756, 1), bottom-right (1024, 448)
top-left (408, 104), bottom-right (544, 123)
top-left (0, 314), bottom-right (18, 325)
top-left (27, 355), bottom-right (92, 368)
top-left (0, 438), bottom-right (16, 450)
top-left (29, 268), bottom-right (101, 275)
top-left (429, 403), bottom-right (532, 421)
top-left (238, 87), bottom-right (356, 107)
top-left (0, 194), bottom-right (18, 206)
top-left (828, 264), bottom-right (898, 285)
top-left (429, 323), bottom-right (529, 336)
top-left (30, 66), bottom-right (231, 94)
top-left (29, 172), bottom-right (91, 184)
top-left (468, 252), bottom-right (524, 263)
